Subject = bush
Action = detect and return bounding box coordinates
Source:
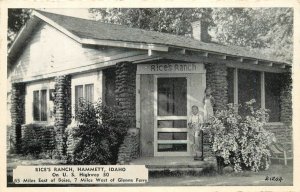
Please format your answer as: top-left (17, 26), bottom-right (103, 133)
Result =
top-left (22, 124), bottom-right (56, 158)
top-left (73, 99), bottom-right (129, 164)
top-left (203, 99), bottom-right (275, 172)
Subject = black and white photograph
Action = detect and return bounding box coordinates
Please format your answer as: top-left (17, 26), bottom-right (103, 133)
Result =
top-left (2, 2), bottom-right (299, 190)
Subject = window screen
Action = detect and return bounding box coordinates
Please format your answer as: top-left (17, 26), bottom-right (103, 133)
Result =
top-left (157, 78), bottom-right (187, 116)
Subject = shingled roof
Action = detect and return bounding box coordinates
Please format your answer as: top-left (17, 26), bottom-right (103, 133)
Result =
top-left (9, 10), bottom-right (290, 66)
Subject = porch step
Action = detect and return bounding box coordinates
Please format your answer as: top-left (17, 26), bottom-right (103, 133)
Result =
top-left (130, 156), bottom-right (216, 174)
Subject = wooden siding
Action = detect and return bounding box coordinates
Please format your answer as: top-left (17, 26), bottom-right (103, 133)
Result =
top-left (10, 23), bottom-right (136, 82)
top-left (140, 74), bottom-right (154, 157)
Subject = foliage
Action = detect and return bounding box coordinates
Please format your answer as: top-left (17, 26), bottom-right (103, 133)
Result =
top-left (90, 8), bottom-right (292, 63)
top-left (203, 100), bottom-right (276, 172)
top-left (21, 124), bottom-right (56, 158)
top-left (8, 9), bottom-right (32, 47)
top-left (90, 8), bottom-right (213, 36)
top-left (212, 8), bottom-right (293, 63)
top-left (73, 99), bottom-right (129, 164)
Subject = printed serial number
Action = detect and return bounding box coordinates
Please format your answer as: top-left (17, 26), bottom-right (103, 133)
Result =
top-left (265, 176), bottom-right (283, 182)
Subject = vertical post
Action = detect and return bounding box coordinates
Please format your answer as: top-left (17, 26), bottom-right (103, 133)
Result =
top-left (136, 74), bottom-right (141, 129)
top-left (261, 71), bottom-right (265, 109)
top-left (233, 68), bottom-right (238, 110)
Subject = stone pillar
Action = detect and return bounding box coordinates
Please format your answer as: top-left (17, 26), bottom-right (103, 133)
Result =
top-left (115, 62), bottom-right (137, 127)
top-left (205, 63), bottom-right (228, 111)
top-left (280, 72), bottom-right (292, 126)
top-left (10, 83), bottom-right (26, 153)
top-left (280, 72), bottom-right (292, 142)
top-left (54, 75), bottom-right (71, 158)
top-left (203, 63), bottom-right (228, 160)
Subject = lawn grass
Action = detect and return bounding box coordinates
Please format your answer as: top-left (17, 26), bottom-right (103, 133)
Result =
top-left (147, 163), bottom-right (293, 186)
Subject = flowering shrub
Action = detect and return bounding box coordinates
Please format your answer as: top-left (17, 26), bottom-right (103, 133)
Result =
top-left (203, 100), bottom-right (275, 172)
top-left (72, 99), bottom-right (129, 164)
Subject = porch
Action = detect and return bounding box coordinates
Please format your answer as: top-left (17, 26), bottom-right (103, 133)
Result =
top-left (130, 156), bottom-right (216, 172)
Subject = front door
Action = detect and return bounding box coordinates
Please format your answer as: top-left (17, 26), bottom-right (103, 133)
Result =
top-left (154, 75), bottom-right (190, 156)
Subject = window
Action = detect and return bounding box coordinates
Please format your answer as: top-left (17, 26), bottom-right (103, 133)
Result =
top-left (227, 68), bottom-right (235, 104)
top-left (49, 89), bottom-right (55, 101)
top-left (33, 90), bottom-right (47, 121)
top-left (238, 69), bottom-right (261, 116)
top-left (85, 84), bottom-right (94, 103)
top-left (265, 72), bottom-right (281, 122)
top-left (75, 84), bottom-right (94, 114)
top-left (227, 68), bottom-right (281, 122)
top-left (33, 91), bottom-right (40, 121)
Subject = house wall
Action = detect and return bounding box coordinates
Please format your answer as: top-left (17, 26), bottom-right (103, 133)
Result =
top-left (10, 22), bottom-right (132, 82)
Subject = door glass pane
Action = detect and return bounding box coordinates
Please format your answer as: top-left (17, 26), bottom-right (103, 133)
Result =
top-left (85, 84), bottom-right (94, 103)
top-left (158, 120), bottom-right (187, 128)
top-left (158, 132), bottom-right (187, 140)
top-left (158, 144), bottom-right (187, 152)
top-left (158, 78), bottom-right (187, 116)
top-left (33, 91), bottom-right (40, 121)
top-left (40, 90), bottom-right (47, 121)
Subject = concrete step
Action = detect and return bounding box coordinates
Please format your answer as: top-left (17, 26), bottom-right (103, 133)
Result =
top-left (131, 156), bottom-right (216, 174)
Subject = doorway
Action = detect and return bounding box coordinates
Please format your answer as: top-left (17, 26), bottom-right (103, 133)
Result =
top-left (154, 75), bottom-right (190, 156)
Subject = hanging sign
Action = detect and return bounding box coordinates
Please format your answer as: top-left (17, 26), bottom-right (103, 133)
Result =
top-left (137, 63), bottom-right (205, 74)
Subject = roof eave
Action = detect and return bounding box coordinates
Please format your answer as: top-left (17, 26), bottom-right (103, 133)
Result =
top-left (8, 15), bottom-right (40, 62)
top-left (8, 10), bottom-right (291, 70)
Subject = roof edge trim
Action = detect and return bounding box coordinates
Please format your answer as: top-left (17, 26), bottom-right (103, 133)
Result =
top-left (81, 38), bottom-right (169, 52)
top-left (33, 10), bottom-right (82, 43)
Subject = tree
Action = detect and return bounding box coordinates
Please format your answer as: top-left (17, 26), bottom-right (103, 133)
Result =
top-left (8, 9), bottom-right (32, 47)
top-left (89, 8), bottom-right (214, 36)
top-left (90, 8), bottom-right (293, 63)
top-left (212, 8), bottom-right (293, 63)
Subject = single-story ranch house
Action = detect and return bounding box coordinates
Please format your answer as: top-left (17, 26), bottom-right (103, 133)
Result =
top-left (7, 10), bottom-right (292, 163)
